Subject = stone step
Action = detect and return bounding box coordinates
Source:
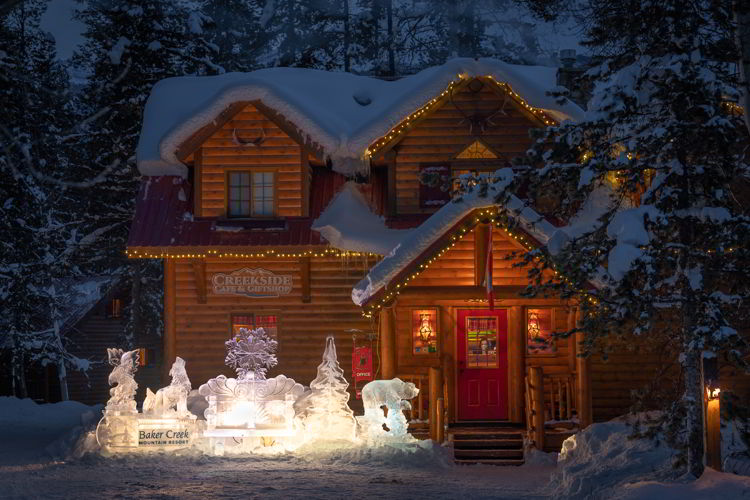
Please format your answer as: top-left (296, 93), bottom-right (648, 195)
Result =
top-left (452, 432), bottom-right (523, 441)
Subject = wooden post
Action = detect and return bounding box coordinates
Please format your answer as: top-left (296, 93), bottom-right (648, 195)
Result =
top-left (163, 258), bottom-right (177, 384)
top-left (441, 352), bottom-right (454, 424)
top-left (575, 326), bottom-right (593, 428)
top-left (429, 366), bottom-right (443, 441)
top-left (436, 397), bottom-right (445, 443)
top-left (379, 307), bottom-right (396, 379)
top-left (567, 307), bottom-right (577, 373)
top-left (385, 151), bottom-right (397, 217)
top-left (529, 366), bottom-right (545, 450)
top-left (706, 397), bottom-right (721, 470)
top-left (474, 223), bottom-right (490, 286)
top-left (192, 259), bottom-right (207, 304)
top-left (300, 256), bottom-right (311, 303)
top-left (300, 147), bottom-right (311, 217)
top-left (509, 306), bottom-right (525, 424)
top-left (566, 378), bottom-right (572, 420)
top-left (557, 379), bottom-right (563, 420)
top-left (417, 378), bottom-right (425, 421)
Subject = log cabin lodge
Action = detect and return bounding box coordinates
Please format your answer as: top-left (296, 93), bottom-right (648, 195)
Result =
top-left (127, 59), bottom-right (745, 457)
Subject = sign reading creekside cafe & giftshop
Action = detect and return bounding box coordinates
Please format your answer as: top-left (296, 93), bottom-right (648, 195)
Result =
top-left (212, 268), bottom-right (293, 298)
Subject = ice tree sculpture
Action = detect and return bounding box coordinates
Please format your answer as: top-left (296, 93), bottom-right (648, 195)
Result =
top-left (361, 378), bottom-right (419, 439)
top-left (105, 348), bottom-right (140, 414)
top-left (225, 327), bottom-right (278, 380)
top-left (143, 357), bottom-right (192, 417)
top-left (294, 335), bottom-right (357, 441)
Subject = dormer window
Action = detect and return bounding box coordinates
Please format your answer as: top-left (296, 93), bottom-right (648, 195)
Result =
top-left (227, 170), bottom-right (276, 218)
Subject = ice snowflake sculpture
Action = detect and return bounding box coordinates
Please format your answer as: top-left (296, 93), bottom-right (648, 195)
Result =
top-left (225, 327), bottom-right (278, 380)
top-left (105, 348), bottom-right (140, 414)
top-left (294, 335), bottom-right (357, 441)
top-left (361, 378), bottom-right (419, 439)
top-left (143, 357), bottom-right (192, 417)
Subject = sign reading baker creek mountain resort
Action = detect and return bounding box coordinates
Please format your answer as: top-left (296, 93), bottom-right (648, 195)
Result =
top-left (212, 268), bottom-right (294, 298)
top-left (138, 428), bottom-right (191, 447)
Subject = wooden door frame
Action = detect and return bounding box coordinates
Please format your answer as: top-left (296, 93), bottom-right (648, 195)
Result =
top-left (453, 306), bottom-right (511, 421)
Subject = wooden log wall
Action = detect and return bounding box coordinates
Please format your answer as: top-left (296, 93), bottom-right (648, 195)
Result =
top-left (393, 83), bottom-right (538, 214)
top-left (172, 255), bottom-right (379, 409)
top-left (197, 103), bottom-right (304, 218)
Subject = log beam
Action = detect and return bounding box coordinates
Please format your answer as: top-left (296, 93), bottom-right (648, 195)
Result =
top-left (509, 305), bottom-right (526, 423)
top-left (163, 258), bottom-right (177, 383)
top-left (396, 285), bottom-right (526, 301)
top-left (379, 307), bottom-right (397, 379)
top-left (567, 306), bottom-right (577, 373)
top-left (300, 256), bottom-right (311, 303)
top-left (529, 366), bottom-right (545, 449)
top-left (429, 366), bottom-right (444, 441)
top-left (192, 259), bottom-right (207, 304)
top-left (575, 308), bottom-right (593, 428)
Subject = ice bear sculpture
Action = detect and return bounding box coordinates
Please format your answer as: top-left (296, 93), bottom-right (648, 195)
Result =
top-left (143, 357), bottom-right (192, 417)
top-left (361, 378), bottom-right (419, 439)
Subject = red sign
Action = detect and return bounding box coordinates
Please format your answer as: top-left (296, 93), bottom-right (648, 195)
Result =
top-left (352, 346), bottom-right (373, 398)
top-left (352, 346), bottom-right (373, 379)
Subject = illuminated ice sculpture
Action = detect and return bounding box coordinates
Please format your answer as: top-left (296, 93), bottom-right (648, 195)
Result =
top-left (143, 357), bottom-right (192, 417)
top-left (360, 378), bottom-right (420, 440)
top-left (294, 335), bottom-right (358, 443)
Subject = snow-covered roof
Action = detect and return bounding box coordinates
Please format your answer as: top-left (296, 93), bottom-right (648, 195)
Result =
top-left (311, 182), bottom-right (413, 255)
top-left (351, 169), bottom-right (560, 306)
top-left (137, 58), bottom-right (585, 177)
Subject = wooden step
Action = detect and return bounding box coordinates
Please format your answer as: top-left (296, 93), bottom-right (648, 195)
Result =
top-left (452, 432), bottom-right (523, 441)
top-left (453, 439), bottom-right (523, 450)
top-left (454, 448), bottom-right (524, 459)
top-left (454, 458), bottom-right (525, 466)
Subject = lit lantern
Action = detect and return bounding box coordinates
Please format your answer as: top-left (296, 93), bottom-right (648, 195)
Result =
top-left (412, 309), bottom-right (438, 354)
top-left (527, 311), bottom-right (541, 340)
top-left (418, 313), bottom-right (433, 342)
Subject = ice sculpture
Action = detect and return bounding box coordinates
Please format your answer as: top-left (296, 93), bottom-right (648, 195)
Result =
top-left (225, 327), bottom-right (278, 380)
top-left (294, 335), bottom-right (357, 442)
top-left (105, 348), bottom-right (140, 414)
top-left (360, 378), bottom-right (419, 439)
top-left (199, 373), bottom-right (305, 443)
top-left (143, 357), bottom-right (192, 417)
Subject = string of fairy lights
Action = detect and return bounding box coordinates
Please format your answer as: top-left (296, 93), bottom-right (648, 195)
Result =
top-left (125, 248), bottom-right (379, 259)
top-left (364, 74), bottom-right (557, 160)
top-left (361, 207), bottom-right (598, 318)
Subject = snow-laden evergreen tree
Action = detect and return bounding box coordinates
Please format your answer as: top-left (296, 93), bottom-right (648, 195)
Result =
top-left (294, 336), bottom-right (357, 441)
top-left (465, 0), bottom-right (750, 478)
top-left (0, 0), bottom-right (95, 399)
top-left (225, 327), bottom-right (278, 380)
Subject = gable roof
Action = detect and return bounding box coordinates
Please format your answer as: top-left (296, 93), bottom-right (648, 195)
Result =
top-left (137, 58), bottom-right (585, 178)
top-left (351, 169), bottom-right (562, 308)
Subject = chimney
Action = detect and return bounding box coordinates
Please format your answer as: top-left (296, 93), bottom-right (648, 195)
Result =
top-left (556, 48), bottom-right (590, 109)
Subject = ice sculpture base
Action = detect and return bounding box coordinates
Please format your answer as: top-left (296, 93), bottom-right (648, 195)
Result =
top-left (97, 413), bottom-right (198, 451)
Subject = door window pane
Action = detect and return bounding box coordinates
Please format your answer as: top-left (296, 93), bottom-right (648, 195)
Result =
top-left (231, 314), bottom-right (278, 339)
top-left (466, 316), bottom-right (498, 368)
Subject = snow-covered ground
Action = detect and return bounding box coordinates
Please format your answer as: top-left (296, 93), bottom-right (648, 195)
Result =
top-left (2, 397), bottom-right (749, 500)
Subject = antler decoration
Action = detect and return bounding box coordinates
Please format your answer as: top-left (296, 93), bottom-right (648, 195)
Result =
top-left (449, 81), bottom-right (508, 136)
top-left (232, 126), bottom-right (266, 147)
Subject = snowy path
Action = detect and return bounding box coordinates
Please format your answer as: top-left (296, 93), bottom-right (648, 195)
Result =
top-left (0, 452), bottom-right (554, 500)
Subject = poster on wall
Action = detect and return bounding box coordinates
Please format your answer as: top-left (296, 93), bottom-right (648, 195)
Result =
top-left (412, 309), bottom-right (438, 354)
top-left (212, 268), bottom-right (293, 298)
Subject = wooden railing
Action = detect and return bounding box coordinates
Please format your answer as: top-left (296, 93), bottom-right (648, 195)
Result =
top-left (525, 367), bottom-right (579, 450)
top-left (399, 368), bottom-right (447, 442)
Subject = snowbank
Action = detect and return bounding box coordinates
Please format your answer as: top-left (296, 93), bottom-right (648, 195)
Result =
top-left (0, 397), bottom-right (101, 465)
top-left (613, 467), bottom-right (750, 499)
top-left (137, 58), bottom-right (584, 177)
top-left (312, 182), bottom-right (412, 255)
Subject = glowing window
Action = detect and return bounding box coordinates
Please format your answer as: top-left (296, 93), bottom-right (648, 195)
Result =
top-left (230, 313), bottom-right (278, 339)
top-left (456, 140), bottom-right (498, 159)
top-left (527, 308), bottom-right (556, 354)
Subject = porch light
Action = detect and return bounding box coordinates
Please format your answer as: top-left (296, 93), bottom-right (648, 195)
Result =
top-left (418, 313), bottom-right (434, 342)
top-left (527, 311), bottom-right (541, 340)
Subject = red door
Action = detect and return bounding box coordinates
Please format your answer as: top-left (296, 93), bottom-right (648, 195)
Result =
top-left (457, 309), bottom-right (508, 420)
